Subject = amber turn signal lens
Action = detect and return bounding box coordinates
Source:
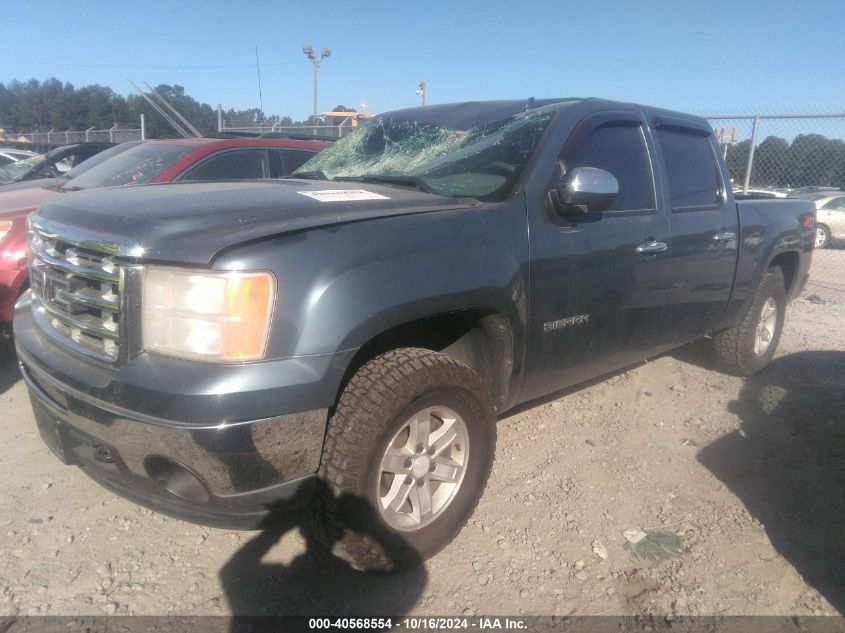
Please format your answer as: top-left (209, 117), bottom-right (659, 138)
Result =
top-left (222, 274), bottom-right (275, 360)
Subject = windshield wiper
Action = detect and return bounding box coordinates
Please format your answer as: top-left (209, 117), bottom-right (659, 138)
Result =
top-left (59, 185), bottom-right (85, 192)
top-left (289, 170), bottom-right (328, 180)
top-left (334, 174), bottom-right (437, 195)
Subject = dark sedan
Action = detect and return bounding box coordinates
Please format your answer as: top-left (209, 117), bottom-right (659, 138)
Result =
top-left (0, 142), bottom-right (115, 185)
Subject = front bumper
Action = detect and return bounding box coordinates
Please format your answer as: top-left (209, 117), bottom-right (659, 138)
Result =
top-left (13, 297), bottom-right (352, 529)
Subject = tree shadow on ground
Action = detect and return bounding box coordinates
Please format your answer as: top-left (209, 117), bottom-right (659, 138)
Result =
top-left (0, 346), bottom-right (20, 398)
top-left (220, 479), bottom-right (427, 629)
top-left (696, 351), bottom-right (845, 615)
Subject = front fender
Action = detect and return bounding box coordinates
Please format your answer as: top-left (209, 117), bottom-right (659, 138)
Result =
top-left (214, 199), bottom-right (530, 362)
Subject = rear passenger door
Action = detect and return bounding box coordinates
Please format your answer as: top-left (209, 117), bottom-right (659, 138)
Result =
top-left (651, 117), bottom-right (738, 342)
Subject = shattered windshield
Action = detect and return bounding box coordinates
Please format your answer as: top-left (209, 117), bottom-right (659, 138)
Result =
top-left (0, 153), bottom-right (44, 182)
top-left (64, 142), bottom-right (195, 190)
top-left (295, 109), bottom-right (555, 201)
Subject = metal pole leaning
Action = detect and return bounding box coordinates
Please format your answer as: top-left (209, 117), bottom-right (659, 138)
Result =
top-left (743, 114), bottom-right (760, 194)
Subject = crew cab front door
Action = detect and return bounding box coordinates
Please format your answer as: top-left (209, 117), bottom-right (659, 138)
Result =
top-left (522, 110), bottom-right (673, 402)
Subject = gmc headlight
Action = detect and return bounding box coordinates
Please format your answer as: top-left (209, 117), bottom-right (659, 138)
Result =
top-left (142, 267), bottom-right (276, 362)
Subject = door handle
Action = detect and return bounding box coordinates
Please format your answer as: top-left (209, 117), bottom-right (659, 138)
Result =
top-left (712, 231), bottom-right (736, 243)
top-left (635, 240), bottom-right (669, 255)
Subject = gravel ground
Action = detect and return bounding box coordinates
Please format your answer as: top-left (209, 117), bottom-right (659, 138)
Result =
top-left (806, 247), bottom-right (845, 303)
top-left (0, 294), bottom-right (843, 619)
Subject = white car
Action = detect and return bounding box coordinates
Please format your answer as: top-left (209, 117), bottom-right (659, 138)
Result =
top-left (813, 194), bottom-right (845, 248)
top-left (0, 147), bottom-right (38, 167)
top-left (788, 192), bottom-right (845, 248)
top-left (733, 188), bottom-right (788, 199)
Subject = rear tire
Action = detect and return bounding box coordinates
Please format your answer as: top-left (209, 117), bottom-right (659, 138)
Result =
top-left (711, 267), bottom-right (786, 376)
top-left (311, 348), bottom-right (496, 572)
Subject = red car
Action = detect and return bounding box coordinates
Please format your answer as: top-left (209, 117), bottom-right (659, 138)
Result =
top-left (0, 137), bottom-right (328, 347)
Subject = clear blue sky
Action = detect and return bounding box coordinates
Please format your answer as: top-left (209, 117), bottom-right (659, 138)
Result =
top-left (3, 0), bottom-right (844, 121)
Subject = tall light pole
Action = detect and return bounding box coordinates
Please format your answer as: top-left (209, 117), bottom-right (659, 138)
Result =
top-left (303, 45), bottom-right (331, 132)
top-left (417, 80), bottom-right (426, 107)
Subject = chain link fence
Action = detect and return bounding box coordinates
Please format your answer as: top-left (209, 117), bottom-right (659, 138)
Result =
top-left (220, 121), bottom-right (353, 139)
top-left (703, 112), bottom-right (845, 303)
top-left (0, 125), bottom-right (144, 147)
top-left (4, 110), bottom-right (839, 301)
top-left (226, 110), bottom-right (844, 302)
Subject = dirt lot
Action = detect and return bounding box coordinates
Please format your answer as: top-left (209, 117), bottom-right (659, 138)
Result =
top-left (806, 247), bottom-right (845, 303)
top-left (1, 293), bottom-right (843, 619)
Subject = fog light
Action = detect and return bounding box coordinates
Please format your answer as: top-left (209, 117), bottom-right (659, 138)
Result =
top-left (144, 456), bottom-right (210, 504)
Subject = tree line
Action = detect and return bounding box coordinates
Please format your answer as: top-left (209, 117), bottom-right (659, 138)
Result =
top-left (725, 133), bottom-right (845, 189)
top-left (3, 79), bottom-right (844, 188)
top-left (0, 77), bottom-right (355, 138)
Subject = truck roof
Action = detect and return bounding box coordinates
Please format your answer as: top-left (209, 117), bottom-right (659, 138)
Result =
top-left (383, 98), bottom-right (709, 131)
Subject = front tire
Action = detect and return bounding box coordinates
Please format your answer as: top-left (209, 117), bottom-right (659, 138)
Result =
top-left (711, 267), bottom-right (786, 376)
top-left (312, 348), bottom-right (496, 571)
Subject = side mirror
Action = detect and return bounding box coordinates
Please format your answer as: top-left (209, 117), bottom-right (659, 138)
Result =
top-left (554, 166), bottom-right (619, 214)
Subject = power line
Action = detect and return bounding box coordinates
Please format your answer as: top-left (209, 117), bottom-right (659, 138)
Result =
top-left (255, 46), bottom-right (264, 114)
top-left (0, 58), bottom-right (310, 70)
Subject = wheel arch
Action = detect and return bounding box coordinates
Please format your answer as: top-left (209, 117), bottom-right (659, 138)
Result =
top-left (767, 250), bottom-right (799, 296)
top-left (335, 309), bottom-right (516, 413)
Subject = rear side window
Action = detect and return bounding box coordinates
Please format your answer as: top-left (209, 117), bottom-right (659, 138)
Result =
top-left (657, 129), bottom-right (722, 210)
top-left (183, 150), bottom-right (270, 181)
top-left (822, 197), bottom-right (845, 210)
top-left (565, 123), bottom-right (654, 212)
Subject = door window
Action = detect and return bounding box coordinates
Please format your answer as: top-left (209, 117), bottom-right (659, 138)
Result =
top-left (182, 150), bottom-right (270, 181)
top-left (564, 122), bottom-right (654, 212)
top-left (279, 150), bottom-right (314, 175)
top-left (656, 129), bottom-right (722, 210)
top-left (822, 196), bottom-right (845, 210)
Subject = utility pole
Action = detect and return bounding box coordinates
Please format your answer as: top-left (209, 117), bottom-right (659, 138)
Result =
top-left (417, 80), bottom-right (426, 107)
top-left (255, 46), bottom-right (264, 115)
top-left (303, 45), bottom-right (331, 133)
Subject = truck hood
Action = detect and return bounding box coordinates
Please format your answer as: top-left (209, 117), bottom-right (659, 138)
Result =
top-left (31, 180), bottom-right (476, 265)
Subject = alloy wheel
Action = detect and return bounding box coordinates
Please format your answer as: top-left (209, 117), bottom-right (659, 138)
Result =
top-left (754, 297), bottom-right (778, 356)
top-left (376, 406), bottom-right (469, 531)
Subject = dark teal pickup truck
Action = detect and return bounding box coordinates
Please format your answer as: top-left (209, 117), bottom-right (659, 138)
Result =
top-left (14, 98), bottom-right (815, 570)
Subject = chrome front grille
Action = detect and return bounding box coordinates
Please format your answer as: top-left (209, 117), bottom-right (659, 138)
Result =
top-left (29, 228), bottom-right (121, 362)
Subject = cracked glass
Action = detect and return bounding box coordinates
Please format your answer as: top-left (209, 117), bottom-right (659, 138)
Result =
top-left (295, 109), bottom-right (555, 202)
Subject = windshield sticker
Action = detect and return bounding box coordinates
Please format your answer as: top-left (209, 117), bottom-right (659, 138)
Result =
top-left (297, 189), bottom-right (390, 202)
